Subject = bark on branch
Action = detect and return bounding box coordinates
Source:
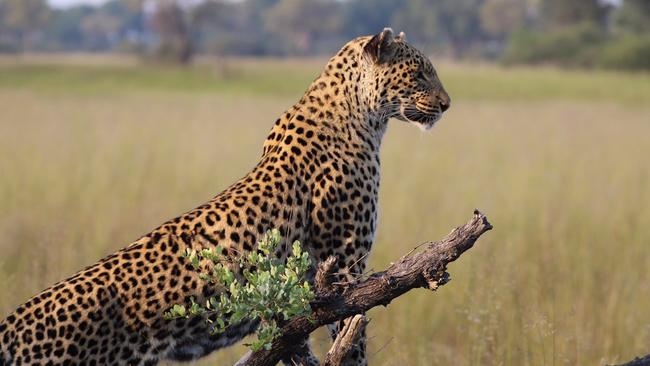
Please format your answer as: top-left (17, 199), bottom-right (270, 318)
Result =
top-left (611, 355), bottom-right (650, 366)
top-left (235, 210), bottom-right (492, 366)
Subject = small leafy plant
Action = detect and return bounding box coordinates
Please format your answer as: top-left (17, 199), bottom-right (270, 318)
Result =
top-left (164, 229), bottom-right (314, 351)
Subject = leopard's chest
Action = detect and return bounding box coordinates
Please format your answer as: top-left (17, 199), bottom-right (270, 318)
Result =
top-left (306, 152), bottom-right (381, 269)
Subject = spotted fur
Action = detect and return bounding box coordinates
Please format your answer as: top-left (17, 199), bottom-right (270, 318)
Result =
top-left (0, 28), bottom-right (450, 366)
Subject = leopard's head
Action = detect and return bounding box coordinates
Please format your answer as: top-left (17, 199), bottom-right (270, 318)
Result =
top-left (362, 28), bottom-right (450, 130)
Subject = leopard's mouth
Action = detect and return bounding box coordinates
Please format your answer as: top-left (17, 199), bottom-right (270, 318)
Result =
top-left (401, 105), bottom-right (442, 131)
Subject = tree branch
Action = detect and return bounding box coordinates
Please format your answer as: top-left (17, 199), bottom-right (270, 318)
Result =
top-left (322, 314), bottom-right (368, 366)
top-left (611, 355), bottom-right (650, 366)
top-left (235, 209), bottom-right (492, 366)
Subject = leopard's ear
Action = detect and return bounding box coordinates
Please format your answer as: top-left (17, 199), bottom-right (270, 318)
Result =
top-left (364, 28), bottom-right (398, 64)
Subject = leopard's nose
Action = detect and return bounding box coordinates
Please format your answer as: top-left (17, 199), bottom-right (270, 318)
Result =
top-left (437, 91), bottom-right (451, 112)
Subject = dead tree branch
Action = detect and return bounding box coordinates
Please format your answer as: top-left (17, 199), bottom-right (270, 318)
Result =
top-left (322, 314), bottom-right (368, 366)
top-left (611, 355), bottom-right (650, 366)
top-left (235, 209), bottom-right (492, 366)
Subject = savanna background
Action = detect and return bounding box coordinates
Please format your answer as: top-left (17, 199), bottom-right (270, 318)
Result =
top-left (1, 0), bottom-right (649, 365)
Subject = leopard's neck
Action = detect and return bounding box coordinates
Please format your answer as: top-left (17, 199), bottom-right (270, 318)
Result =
top-left (262, 70), bottom-right (388, 161)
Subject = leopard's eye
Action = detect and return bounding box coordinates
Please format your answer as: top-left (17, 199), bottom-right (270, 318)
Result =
top-left (415, 69), bottom-right (428, 82)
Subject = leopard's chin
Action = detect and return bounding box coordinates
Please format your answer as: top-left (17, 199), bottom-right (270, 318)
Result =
top-left (400, 106), bottom-right (442, 131)
top-left (413, 119), bottom-right (438, 131)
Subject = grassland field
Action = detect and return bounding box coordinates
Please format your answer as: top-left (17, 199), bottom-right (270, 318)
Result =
top-left (0, 55), bottom-right (649, 365)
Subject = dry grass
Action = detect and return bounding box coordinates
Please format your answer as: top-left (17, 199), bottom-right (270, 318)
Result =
top-left (0, 58), bottom-right (649, 365)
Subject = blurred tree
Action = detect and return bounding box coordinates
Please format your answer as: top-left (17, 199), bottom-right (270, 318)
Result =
top-left (150, 0), bottom-right (192, 64)
top-left (264, 0), bottom-right (341, 54)
top-left (240, 0), bottom-right (282, 54)
top-left (391, 0), bottom-right (439, 47)
top-left (436, 0), bottom-right (486, 58)
top-left (190, 0), bottom-right (280, 55)
top-left (540, 0), bottom-right (609, 29)
top-left (191, 0), bottom-right (236, 32)
top-left (47, 6), bottom-right (93, 50)
top-left (480, 0), bottom-right (527, 39)
top-left (191, 0), bottom-right (238, 54)
top-left (121, 0), bottom-right (144, 12)
top-left (390, 0), bottom-right (486, 57)
top-left (108, 0), bottom-right (145, 36)
top-left (80, 11), bottom-right (121, 50)
top-left (244, 0), bottom-right (281, 31)
top-left (44, 1), bottom-right (144, 52)
top-left (612, 0), bottom-right (650, 35)
top-left (108, 0), bottom-right (146, 52)
top-left (0, 0), bottom-right (51, 51)
top-left (343, 0), bottom-right (405, 37)
top-left (503, 22), bottom-right (606, 67)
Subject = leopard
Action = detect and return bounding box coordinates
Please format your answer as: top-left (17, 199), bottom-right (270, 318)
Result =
top-left (0, 28), bottom-right (450, 366)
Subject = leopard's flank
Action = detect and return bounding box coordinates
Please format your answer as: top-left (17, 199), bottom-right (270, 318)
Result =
top-left (0, 28), bottom-right (450, 366)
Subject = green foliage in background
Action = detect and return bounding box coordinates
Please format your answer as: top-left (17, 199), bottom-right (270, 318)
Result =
top-left (598, 35), bottom-right (650, 71)
top-left (503, 23), bottom-right (606, 68)
top-left (503, 22), bottom-right (650, 70)
top-left (502, 0), bottom-right (650, 70)
top-left (164, 229), bottom-right (314, 351)
top-left (612, 0), bottom-right (650, 35)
